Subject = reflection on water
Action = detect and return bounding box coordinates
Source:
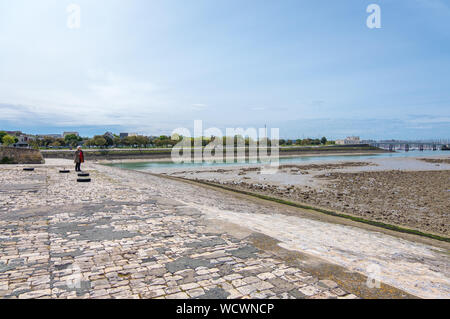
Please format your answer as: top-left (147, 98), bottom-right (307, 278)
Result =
top-left (106, 150), bottom-right (448, 171)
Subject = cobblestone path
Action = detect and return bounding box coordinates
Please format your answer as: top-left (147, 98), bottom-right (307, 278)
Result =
top-left (0, 163), bottom-right (358, 299)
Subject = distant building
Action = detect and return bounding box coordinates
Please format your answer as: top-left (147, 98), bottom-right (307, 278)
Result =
top-left (63, 132), bottom-right (79, 138)
top-left (128, 133), bottom-right (138, 137)
top-left (336, 136), bottom-right (361, 145)
top-left (18, 135), bottom-right (34, 143)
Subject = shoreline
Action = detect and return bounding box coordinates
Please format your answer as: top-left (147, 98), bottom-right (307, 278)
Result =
top-left (41, 145), bottom-right (388, 162)
top-left (147, 169), bottom-right (450, 246)
top-left (95, 151), bottom-right (388, 164)
top-left (183, 176), bottom-right (450, 242)
top-left (158, 156), bottom-right (450, 238)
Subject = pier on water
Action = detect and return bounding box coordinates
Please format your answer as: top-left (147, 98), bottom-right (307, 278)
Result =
top-left (371, 139), bottom-right (450, 152)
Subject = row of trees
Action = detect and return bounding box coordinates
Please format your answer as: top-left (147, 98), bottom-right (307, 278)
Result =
top-left (27, 134), bottom-right (83, 149)
top-left (85, 135), bottom-right (152, 148)
top-left (1, 130), bottom-right (335, 149)
top-left (66, 134), bottom-right (333, 148)
top-left (172, 136), bottom-right (275, 147)
top-left (173, 136), bottom-right (332, 147)
top-left (279, 137), bottom-right (332, 146)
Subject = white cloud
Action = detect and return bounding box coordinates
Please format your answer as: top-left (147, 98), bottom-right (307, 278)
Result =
top-left (191, 103), bottom-right (208, 111)
top-left (0, 70), bottom-right (175, 126)
top-left (407, 116), bottom-right (450, 124)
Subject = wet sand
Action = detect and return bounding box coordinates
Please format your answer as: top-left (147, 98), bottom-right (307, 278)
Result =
top-left (419, 158), bottom-right (450, 165)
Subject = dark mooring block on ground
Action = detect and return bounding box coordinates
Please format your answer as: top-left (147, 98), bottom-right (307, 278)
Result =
top-left (23, 168), bottom-right (35, 171)
top-left (78, 173), bottom-right (90, 177)
top-left (59, 170), bottom-right (70, 173)
top-left (77, 178), bottom-right (91, 183)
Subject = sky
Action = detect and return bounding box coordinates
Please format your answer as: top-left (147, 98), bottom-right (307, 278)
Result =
top-left (0, 0), bottom-right (449, 139)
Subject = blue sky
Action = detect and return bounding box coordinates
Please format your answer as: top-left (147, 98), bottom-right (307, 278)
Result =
top-left (0, 0), bottom-right (449, 139)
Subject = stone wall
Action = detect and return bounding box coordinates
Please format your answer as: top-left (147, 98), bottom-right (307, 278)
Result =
top-left (41, 149), bottom-right (173, 160)
top-left (0, 147), bottom-right (45, 164)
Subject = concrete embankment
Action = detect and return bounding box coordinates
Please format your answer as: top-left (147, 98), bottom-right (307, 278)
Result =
top-left (0, 147), bottom-right (44, 164)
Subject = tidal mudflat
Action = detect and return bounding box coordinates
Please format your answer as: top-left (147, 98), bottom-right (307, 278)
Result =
top-left (166, 157), bottom-right (450, 237)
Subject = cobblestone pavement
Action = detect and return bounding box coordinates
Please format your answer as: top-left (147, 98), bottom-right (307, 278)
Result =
top-left (0, 163), bottom-right (359, 299)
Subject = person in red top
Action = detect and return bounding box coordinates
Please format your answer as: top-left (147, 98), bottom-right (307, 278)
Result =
top-left (74, 146), bottom-right (85, 172)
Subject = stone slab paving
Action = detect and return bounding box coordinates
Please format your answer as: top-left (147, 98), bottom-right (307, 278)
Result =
top-left (0, 164), bottom-right (356, 299)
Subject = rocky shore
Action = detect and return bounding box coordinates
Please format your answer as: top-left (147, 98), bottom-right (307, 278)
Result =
top-left (201, 169), bottom-right (449, 237)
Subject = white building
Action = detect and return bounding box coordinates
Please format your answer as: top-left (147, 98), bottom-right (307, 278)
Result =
top-left (335, 136), bottom-right (361, 145)
top-left (18, 134), bottom-right (35, 143)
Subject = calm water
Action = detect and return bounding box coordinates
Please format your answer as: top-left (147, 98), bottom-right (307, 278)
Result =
top-left (106, 150), bottom-right (448, 171)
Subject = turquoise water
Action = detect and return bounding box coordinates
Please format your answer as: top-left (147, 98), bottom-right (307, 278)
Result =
top-left (106, 150), bottom-right (448, 171)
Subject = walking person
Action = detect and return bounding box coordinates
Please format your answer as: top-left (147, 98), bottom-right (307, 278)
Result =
top-left (74, 146), bottom-right (84, 172)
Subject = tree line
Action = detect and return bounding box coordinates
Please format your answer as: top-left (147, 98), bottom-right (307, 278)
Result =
top-left (1, 130), bottom-right (335, 149)
top-left (279, 137), bottom-right (333, 146)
